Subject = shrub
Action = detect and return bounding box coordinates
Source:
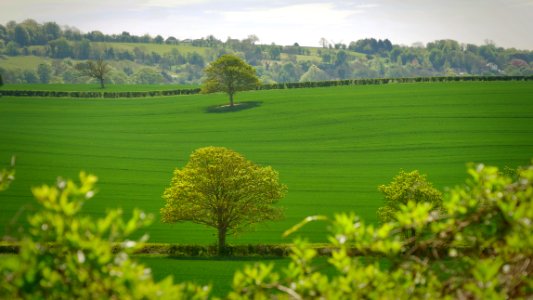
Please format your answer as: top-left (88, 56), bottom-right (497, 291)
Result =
top-left (0, 172), bottom-right (210, 299)
top-left (230, 162), bottom-right (533, 299)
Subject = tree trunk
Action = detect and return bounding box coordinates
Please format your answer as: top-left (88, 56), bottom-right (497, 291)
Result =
top-left (217, 227), bottom-right (227, 255)
top-left (99, 77), bottom-right (105, 89)
top-left (229, 93), bottom-right (234, 107)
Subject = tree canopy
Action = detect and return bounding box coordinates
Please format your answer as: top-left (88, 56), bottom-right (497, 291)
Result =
top-left (201, 54), bottom-right (260, 107)
top-left (161, 146), bottom-right (286, 254)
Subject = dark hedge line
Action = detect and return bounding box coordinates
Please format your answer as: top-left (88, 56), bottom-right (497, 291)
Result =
top-left (258, 75), bottom-right (533, 90)
top-left (0, 243), bottom-right (333, 257)
top-left (0, 88), bottom-right (201, 98)
top-left (133, 244), bottom-right (294, 257)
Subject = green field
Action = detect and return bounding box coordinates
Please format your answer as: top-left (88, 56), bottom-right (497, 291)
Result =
top-left (0, 83), bottom-right (198, 92)
top-left (92, 42), bottom-right (211, 56)
top-left (1, 82), bottom-right (532, 245)
top-left (0, 55), bottom-right (55, 70)
top-left (139, 256), bottom-right (293, 297)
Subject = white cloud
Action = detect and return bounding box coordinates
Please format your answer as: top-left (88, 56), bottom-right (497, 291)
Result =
top-left (139, 0), bottom-right (213, 8)
top-left (0, 0), bottom-right (531, 49)
top-left (220, 3), bottom-right (363, 26)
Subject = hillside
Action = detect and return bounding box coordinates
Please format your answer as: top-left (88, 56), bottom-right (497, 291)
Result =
top-left (1, 20), bottom-right (532, 85)
top-left (1, 81), bottom-right (532, 244)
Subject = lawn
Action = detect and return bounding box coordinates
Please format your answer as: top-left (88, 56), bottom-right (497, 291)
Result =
top-left (1, 81), bottom-right (532, 245)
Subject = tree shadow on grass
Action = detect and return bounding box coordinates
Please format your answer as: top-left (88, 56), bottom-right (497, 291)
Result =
top-left (205, 101), bottom-right (262, 113)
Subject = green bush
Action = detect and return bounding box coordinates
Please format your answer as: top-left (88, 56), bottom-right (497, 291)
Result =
top-left (0, 172), bottom-right (209, 299)
top-left (229, 162), bottom-right (533, 299)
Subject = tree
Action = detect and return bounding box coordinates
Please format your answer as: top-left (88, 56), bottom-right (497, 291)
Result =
top-left (37, 63), bottom-right (52, 83)
top-left (5, 41), bottom-right (19, 56)
top-left (131, 67), bottom-right (165, 84)
top-left (23, 70), bottom-right (39, 83)
top-left (299, 65), bottom-right (329, 82)
top-left (13, 25), bottom-right (30, 47)
top-left (76, 38), bottom-right (91, 59)
top-left (245, 34), bottom-right (259, 45)
top-left (42, 21), bottom-right (61, 41)
top-left (319, 37), bottom-right (329, 48)
top-left (154, 35), bottom-right (164, 44)
top-left (377, 170), bottom-right (442, 237)
top-left (161, 146), bottom-right (286, 254)
top-left (202, 54), bottom-right (259, 107)
top-left (76, 58), bottom-right (111, 88)
top-left (0, 157), bottom-right (15, 191)
top-left (49, 37), bottom-right (72, 58)
top-left (429, 48), bottom-right (446, 70)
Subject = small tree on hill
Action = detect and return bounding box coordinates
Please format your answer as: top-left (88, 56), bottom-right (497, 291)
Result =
top-left (161, 146), bottom-right (286, 255)
top-left (75, 58), bottom-right (111, 89)
top-left (201, 54), bottom-right (259, 107)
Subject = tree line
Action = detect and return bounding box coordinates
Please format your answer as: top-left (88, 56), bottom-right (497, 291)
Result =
top-left (1, 19), bottom-right (532, 86)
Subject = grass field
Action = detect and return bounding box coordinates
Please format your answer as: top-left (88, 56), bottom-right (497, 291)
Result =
top-left (1, 82), bottom-right (532, 245)
top-left (0, 55), bottom-right (54, 70)
top-left (139, 256), bottom-right (294, 297)
top-left (0, 83), bottom-right (198, 91)
top-left (92, 42), bottom-right (211, 56)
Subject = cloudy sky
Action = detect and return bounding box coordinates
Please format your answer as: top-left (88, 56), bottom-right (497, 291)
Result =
top-left (2, 0), bottom-right (532, 49)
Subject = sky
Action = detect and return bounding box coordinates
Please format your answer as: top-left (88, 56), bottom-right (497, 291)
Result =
top-left (1, 0), bottom-right (532, 49)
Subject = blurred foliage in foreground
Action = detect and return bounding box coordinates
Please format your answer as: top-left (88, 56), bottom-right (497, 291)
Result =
top-left (1, 161), bottom-right (532, 299)
top-left (0, 156), bottom-right (15, 192)
top-left (0, 172), bottom-right (209, 299)
top-left (230, 162), bottom-right (533, 299)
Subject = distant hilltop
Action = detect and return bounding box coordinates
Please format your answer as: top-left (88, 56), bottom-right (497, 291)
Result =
top-left (1, 19), bottom-right (532, 85)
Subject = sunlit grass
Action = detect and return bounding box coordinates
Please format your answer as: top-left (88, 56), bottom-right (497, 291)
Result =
top-left (0, 81), bottom-right (532, 245)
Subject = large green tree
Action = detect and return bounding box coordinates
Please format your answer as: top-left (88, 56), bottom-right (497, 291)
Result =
top-left (201, 54), bottom-right (259, 107)
top-left (161, 146), bottom-right (286, 254)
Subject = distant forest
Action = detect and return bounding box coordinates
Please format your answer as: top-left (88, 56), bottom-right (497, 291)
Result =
top-left (1, 19), bottom-right (532, 85)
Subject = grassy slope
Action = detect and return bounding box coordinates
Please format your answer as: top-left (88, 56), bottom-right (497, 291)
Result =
top-left (1, 82), bottom-right (532, 245)
top-left (92, 42), bottom-right (211, 56)
top-left (0, 54), bottom-right (164, 74)
top-left (0, 55), bottom-right (54, 69)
